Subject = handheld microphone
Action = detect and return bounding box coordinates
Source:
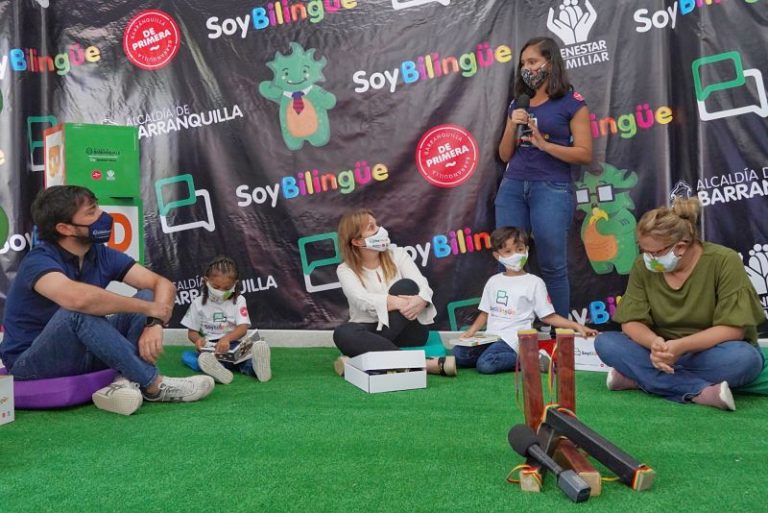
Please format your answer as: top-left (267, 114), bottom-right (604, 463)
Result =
top-left (508, 424), bottom-right (591, 503)
top-left (513, 94), bottom-right (531, 145)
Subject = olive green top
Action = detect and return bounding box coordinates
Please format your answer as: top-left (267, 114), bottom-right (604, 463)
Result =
top-left (613, 242), bottom-right (764, 345)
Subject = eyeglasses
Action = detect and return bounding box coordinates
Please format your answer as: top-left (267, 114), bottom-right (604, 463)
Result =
top-left (576, 184), bottom-right (614, 205)
top-left (640, 240), bottom-right (688, 258)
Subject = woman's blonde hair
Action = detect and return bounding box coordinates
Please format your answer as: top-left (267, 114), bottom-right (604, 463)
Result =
top-left (636, 197), bottom-right (701, 245)
top-left (337, 209), bottom-right (396, 283)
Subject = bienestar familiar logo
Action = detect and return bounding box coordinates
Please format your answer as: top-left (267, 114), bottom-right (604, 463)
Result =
top-left (547, 0), bottom-right (610, 70)
top-left (415, 124), bottom-right (478, 188)
top-left (123, 10), bottom-right (181, 70)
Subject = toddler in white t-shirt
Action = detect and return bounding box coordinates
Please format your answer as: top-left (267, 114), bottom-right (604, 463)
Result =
top-left (457, 227), bottom-right (596, 374)
top-left (181, 256), bottom-right (271, 384)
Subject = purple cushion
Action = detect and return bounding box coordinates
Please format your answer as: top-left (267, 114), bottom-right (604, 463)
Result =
top-left (0, 368), bottom-right (116, 409)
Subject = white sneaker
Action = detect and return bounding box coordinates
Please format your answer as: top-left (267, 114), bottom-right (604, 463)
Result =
top-left (92, 379), bottom-right (143, 415)
top-left (198, 352), bottom-right (234, 384)
top-left (143, 375), bottom-right (215, 403)
top-left (252, 340), bottom-right (272, 382)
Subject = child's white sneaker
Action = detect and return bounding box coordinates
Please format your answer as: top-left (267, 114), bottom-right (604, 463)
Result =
top-left (92, 378), bottom-right (143, 416)
top-left (252, 340), bottom-right (272, 382)
top-left (198, 352), bottom-right (234, 384)
top-left (143, 375), bottom-right (215, 402)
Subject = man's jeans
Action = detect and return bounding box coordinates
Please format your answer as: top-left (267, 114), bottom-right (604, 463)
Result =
top-left (595, 331), bottom-right (765, 402)
top-left (495, 178), bottom-right (575, 317)
top-left (10, 289), bottom-right (158, 387)
top-left (453, 340), bottom-right (518, 374)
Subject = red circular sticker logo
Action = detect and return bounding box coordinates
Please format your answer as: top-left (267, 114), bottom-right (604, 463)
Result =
top-left (123, 10), bottom-right (181, 71)
top-left (91, 169), bottom-right (102, 180)
top-left (240, 306), bottom-right (248, 317)
top-left (415, 124), bottom-right (478, 188)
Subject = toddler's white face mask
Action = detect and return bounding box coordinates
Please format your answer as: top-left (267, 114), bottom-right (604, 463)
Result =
top-left (498, 252), bottom-right (528, 272)
top-left (207, 283), bottom-right (236, 302)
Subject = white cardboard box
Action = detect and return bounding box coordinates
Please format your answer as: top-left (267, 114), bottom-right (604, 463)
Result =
top-left (344, 350), bottom-right (427, 393)
top-left (574, 336), bottom-right (608, 372)
top-left (0, 375), bottom-right (14, 426)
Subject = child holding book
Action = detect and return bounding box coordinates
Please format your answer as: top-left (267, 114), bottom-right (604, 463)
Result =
top-left (457, 227), bottom-right (597, 374)
top-left (181, 256), bottom-right (271, 384)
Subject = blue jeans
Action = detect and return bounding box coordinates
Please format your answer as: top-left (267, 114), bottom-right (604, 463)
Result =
top-left (453, 340), bottom-right (518, 374)
top-left (495, 178), bottom-right (575, 316)
top-left (595, 331), bottom-right (765, 402)
top-left (10, 289), bottom-right (159, 387)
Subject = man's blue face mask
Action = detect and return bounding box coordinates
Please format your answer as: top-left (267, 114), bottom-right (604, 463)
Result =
top-left (70, 211), bottom-right (113, 244)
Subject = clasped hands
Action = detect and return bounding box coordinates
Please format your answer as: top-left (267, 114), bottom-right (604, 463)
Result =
top-left (650, 337), bottom-right (681, 374)
top-left (389, 294), bottom-right (428, 321)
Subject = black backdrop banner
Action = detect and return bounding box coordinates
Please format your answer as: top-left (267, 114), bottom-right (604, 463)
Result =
top-left (1, 0), bottom-right (767, 331)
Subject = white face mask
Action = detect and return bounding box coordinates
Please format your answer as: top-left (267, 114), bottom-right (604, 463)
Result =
top-left (364, 226), bottom-right (390, 252)
top-left (207, 282), bottom-right (236, 302)
top-left (498, 252), bottom-right (528, 272)
top-left (643, 247), bottom-right (680, 273)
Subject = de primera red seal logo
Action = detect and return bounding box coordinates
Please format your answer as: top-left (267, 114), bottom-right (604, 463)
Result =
top-left (123, 10), bottom-right (181, 71)
top-left (415, 124), bottom-right (479, 188)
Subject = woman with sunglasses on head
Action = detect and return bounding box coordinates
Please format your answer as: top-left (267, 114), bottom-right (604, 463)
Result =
top-left (332, 209), bottom-right (456, 377)
top-left (595, 197), bottom-right (765, 411)
top-left (496, 36), bottom-right (592, 318)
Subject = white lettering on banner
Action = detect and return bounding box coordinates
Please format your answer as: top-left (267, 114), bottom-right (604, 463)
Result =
top-left (393, 243), bottom-right (432, 268)
top-left (206, 15), bottom-right (250, 39)
top-left (352, 69), bottom-right (399, 94)
top-left (235, 184), bottom-right (280, 208)
top-left (132, 29), bottom-right (172, 51)
top-left (127, 105), bottom-right (243, 139)
top-left (571, 308), bottom-right (588, 325)
top-left (696, 166), bottom-right (768, 206)
top-left (0, 232), bottom-right (32, 254)
top-left (174, 275), bottom-right (278, 305)
top-left (634, 3), bottom-right (678, 33)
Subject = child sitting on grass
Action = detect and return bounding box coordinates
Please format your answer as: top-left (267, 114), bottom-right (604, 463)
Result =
top-left (457, 227), bottom-right (597, 374)
top-left (181, 256), bottom-right (271, 384)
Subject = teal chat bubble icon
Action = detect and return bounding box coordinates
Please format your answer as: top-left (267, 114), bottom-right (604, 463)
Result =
top-left (692, 51), bottom-right (745, 101)
top-left (297, 232), bottom-right (342, 293)
top-left (447, 297), bottom-right (481, 332)
top-left (155, 174), bottom-right (197, 216)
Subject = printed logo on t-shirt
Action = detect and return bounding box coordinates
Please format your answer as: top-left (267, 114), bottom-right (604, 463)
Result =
top-left (496, 290), bottom-right (509, 306)
top-left (240, 306), bottom-right (248, 317)
top-left (212, 312), bottom-right (226, 322)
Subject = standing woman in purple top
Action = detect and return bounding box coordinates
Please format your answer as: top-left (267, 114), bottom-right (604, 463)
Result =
top-left (496, 36), bottom-right (593, 317)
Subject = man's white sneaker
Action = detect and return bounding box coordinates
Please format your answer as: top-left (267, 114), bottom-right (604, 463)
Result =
top-left (143, 375), bottom-right (215, 402)
top-left (92, 380), bottom-right (143, 416)
top-left (252, 340), bottom-right (272, 382)
top-left (198, 352), bottom-right (234, 384)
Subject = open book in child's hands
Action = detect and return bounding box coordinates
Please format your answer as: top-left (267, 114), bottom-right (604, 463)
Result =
top-left (451, 332), bottom-right (501, 347)
top-left (199, 331), bottom-right (262, 364)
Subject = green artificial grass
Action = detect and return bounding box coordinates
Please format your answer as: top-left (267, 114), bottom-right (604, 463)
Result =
top-left (2, 347), bottom-right (767, 512)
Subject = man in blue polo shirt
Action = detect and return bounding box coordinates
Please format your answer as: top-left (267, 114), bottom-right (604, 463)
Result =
top-left (0, 185), bottom-right (214, 415)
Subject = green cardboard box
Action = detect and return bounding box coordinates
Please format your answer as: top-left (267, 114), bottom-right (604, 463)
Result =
top-left (43, 123), bottom-right (140, 200)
